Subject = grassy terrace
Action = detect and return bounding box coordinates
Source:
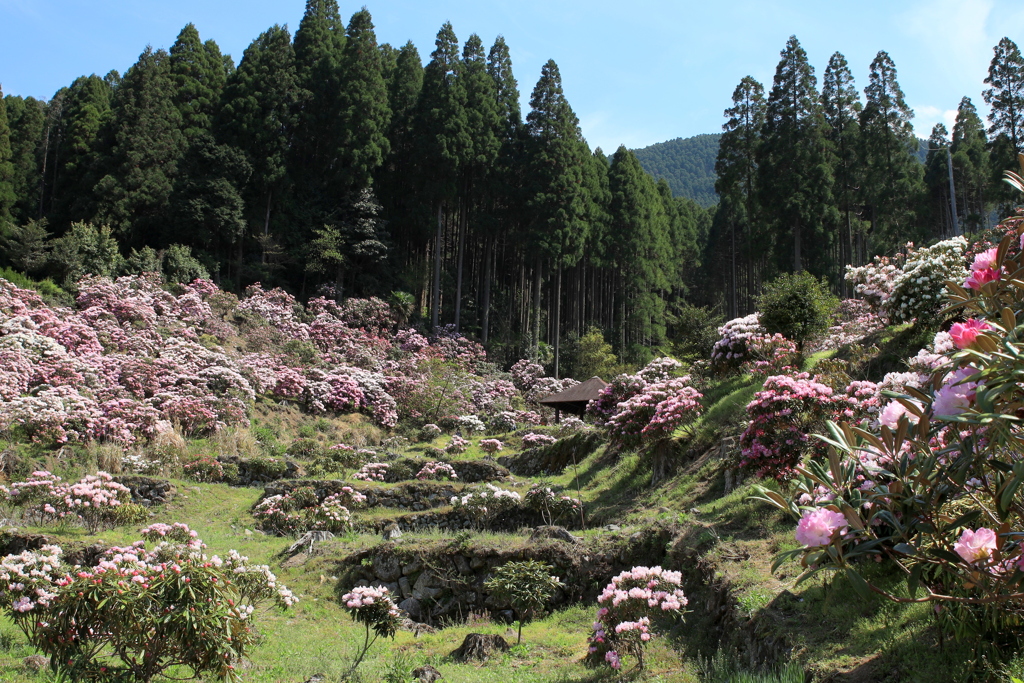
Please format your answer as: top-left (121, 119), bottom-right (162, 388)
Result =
top-left (0, 357), bottom-right (1022, 682)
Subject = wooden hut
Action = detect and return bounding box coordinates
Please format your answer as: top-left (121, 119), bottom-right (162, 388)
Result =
top-left (538, 376), bottom-right (609, 421)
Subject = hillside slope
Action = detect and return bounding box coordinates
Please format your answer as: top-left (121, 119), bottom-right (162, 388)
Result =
top-left (634, 134), bottom-right (721, 207)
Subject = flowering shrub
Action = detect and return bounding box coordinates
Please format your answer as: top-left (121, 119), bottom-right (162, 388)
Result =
top-left (416, 461), bottom-right (458, 481)
top-left (710, 313), bottom-right (762, 372)
top-left (445, 434), bottom-right (469, 455)
top-left (741, 333), bottom-right (799, 377)
top-left (419, 423), bottom-right (442, 441)
top-left (0, 524), bottom-right (295, 682)
top-left (740, 373), bottom-right (855, 480)
top-left (884, 237), bottom-right (968, 323)
top-left (7, 470), bottom-right (145, 533)
top-left (755, 213), bottom-right (1024, 653)
top-left (479, 438), bottom-right (503, 455)
top-left (340, 586), bottom-right (401, 676)
top-left (587, 566), bottom-right (687, 671)
top-left (457, 414), bottom-right (486, 432)
top-left (522, 432), bottom-right (557, 449)
top-left (252, 486), bottom-right (354, 535)
top-left (488, 411), bottom-right (518, 433)
top-left (845, 254), bottom-right (903, 312)
top-left (182, 456), bottom-right (227, 483)
top-left (524, 484), bottom-right (582, 525)
top-left (351, 462), bottom-right (389, 482)
top-left (606, 376), bottom-right (703, 448)
top-left (450, 484), bottom-right (522, 521)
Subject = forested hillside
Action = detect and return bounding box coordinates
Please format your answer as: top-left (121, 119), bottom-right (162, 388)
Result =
top-left (634, 133), bottom-right (720, 207)
top-left (0, 0), bottom-right (1023, 376)
top-left (0, 1), bottom-right (709, 372)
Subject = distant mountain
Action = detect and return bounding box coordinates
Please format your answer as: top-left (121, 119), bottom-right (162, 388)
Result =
top-left (635, 133), bottom-right (931, 208)
top-left (634, 134), bottom-right (721, 207)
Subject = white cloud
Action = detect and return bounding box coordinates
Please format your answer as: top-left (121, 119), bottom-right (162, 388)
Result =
top-left (913, 104), bottom-right (958, 138)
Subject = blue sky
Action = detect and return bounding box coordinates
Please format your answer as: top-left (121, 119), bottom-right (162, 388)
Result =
top-left (2, 0), bottom-right (1023, 152)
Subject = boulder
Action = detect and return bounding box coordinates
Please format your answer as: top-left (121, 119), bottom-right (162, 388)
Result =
top-left (399, 597), bottom-right (423, 620)
top-left (374, 553), bottom-right (402, 582)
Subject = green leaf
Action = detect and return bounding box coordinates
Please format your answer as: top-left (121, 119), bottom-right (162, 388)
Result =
top-left (844, 567), bottom-right (873, 600)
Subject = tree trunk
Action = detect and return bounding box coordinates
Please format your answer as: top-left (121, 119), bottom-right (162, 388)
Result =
top-left (554, 263), bottom-right (562, 378)
top-left (482, 234), bottom-right (493, 344)
top-left (454, 197), bottom-right (468, 331)
top-left (532, 257), bottom-right (542, 361)
top-left (431, 203), bottom-right (443, 330)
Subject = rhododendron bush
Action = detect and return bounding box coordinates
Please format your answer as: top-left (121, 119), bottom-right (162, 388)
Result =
top-left (755, 215), bottom-right (1024, 652)
top-left (6, 470), bottom-right (147, 532)
top-left (0, 524), bottom-right (295, 682)
top-left (587, 566), bottom-right (687, 671)
top-left (0, 271), bottom-right (533, 444)
top-left (252, 485), bottom-right (361, 534)
top-left (740, 373), bottom-right (858, 480)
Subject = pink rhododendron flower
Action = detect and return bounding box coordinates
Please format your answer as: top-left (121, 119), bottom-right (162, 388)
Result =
top-left (949, 319), bottom-right (993, 349)
top-left (795, 508), bottom-right (849, 547)
top-left (965, 267), bottom-right (1000, 290)
top-left (954, 527), bottom-right (998, 564)
top-left (878, 401), bottom-right (919, 429)
top-left (971, 247), bottom-right (999, 272)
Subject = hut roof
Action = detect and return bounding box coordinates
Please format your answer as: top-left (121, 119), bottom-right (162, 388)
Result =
top-left (538, 376), bottom-right (609, 406)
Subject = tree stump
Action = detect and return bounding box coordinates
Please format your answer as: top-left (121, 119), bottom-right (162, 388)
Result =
top-left (450, 633), bottom-right (510, 662)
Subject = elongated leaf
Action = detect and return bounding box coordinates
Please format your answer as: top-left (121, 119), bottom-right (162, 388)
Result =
top-left (845, 567), bottom-right (873, 600)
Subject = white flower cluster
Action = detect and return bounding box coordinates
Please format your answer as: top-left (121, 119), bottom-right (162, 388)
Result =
top-left (711, 314), bottom-right (763, 367)
top-left (884, 238), bottom-right (968, 324)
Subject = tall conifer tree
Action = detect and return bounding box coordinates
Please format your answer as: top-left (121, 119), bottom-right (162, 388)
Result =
top-left (292, 0), bottom-right (345, 185)
top-left (92, 47), bottom-right (185, 243)
top-left (0, 88), bottom-right (15, 225)
top-left (950, 96), bottom-right (990, 231)
top-left (715, 76), bottom-right (764, 314)
top-left (417, 22), bottom-right (470, 329)
top-left (170, 24), bottom-right (229, 140)
top-left (217, 25), bottom-right (301, 266)
top-left (758, 36), bottom-right (835, 276)
top-left (859, 50), bottom-right (921, 249)
top-left (337, 8), bottom-right (391, 192)
top-left (3, 95), bottom-right (46, 224)
top-left (525, 59), bottom-right (589, 363)
top-left (821, 52), bottom-right (861, 286)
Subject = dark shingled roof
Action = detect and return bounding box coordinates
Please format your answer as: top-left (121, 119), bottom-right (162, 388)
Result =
top-left (538, 377), bottom-right (609, 406)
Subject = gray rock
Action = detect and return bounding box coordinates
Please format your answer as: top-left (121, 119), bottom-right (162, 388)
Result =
top-left (469, 555), bottom-right (487, 570)
top-left (453, 554), bottom-right (473, 575)
top-left (374, 553), bottom-right (403, 582)
top-left (399, 576), bottom-right (413, 599)
top-left (530, 525), bottom-right (581, 543)
top-left (603, 524), bottom-right (620, 531)
top-left (403, 558), bottom-right (423, 575)
top-left (399, 596), bottom-right (423, 619)
top-left (22, 655), bottom-right (47, 671)
top-left (413, 664), bottom-right (443, 682)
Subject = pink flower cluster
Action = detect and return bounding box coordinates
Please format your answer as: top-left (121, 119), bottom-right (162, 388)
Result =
top-left (711, 314), bottom-right (763, 370)
top-left (741, 373), bottom-right (856, 480)
top-left (949, 319), bottom-right (992, 349)
top-left (445, 435), bottom-right (470, 455)
top-left (352, 462), bottom-right (389, 482)
top-left (479, 439), bottom-right (503, 455)
top-left (7, 470), bottom-right (135, 532)
top-left (954, 527), bottom-right (998, 564)
top-left (607, 375), bottom-right (703, 447)
top-left (964, 247), bottom-right (1001, 291)
top-left (416, 461), bottom-right (458, 480)
top-left (589, 566), bottom-right (687, 670)
top-left (795, 508), bottom-right (849, 547)
top-left (252, 487), bottom-right (353, 534)
top-left (522, 432), bottom-right (557, 449)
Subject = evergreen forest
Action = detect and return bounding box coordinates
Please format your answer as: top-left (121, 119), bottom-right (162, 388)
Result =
top-left (1, 2), bottom-right (1023, 370)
